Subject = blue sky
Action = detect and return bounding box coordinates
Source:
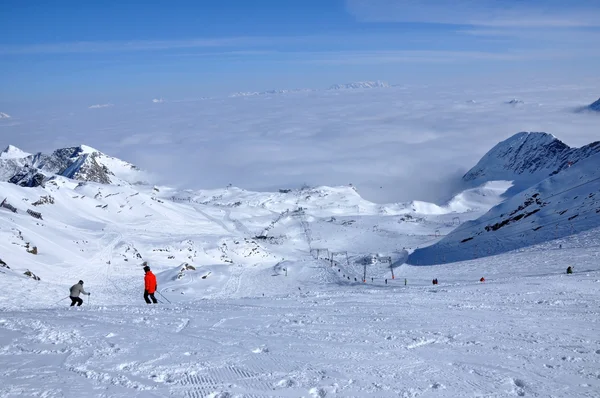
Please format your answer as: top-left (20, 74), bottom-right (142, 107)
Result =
top-left (1, 0), bottom-right (599, 103)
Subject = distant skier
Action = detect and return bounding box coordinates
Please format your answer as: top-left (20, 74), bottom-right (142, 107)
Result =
top-left (69, 280), bottom-right (90, 306)
top-left (143, 265), bottom-right (158, 304)
top-left (480, 277), bottom-right (485, 282)
top-left (432, 278), bottom-right (438, 285)
top-left (566, 266), bottom-right (573, 274)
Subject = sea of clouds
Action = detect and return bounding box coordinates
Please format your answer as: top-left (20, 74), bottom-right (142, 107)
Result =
top-left (0, 80), bottom-right (598, 203)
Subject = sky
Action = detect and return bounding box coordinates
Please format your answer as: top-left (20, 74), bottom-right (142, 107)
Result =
top-left (0, 1), bottom-right (599, 203)
top-left (1, 0), bottom-right (600, 102)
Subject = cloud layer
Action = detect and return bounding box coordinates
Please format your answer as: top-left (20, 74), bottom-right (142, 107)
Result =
top-left (346, 0), bottom-right (600, 27)
top-left (2, 80), bottom-right (600, 203)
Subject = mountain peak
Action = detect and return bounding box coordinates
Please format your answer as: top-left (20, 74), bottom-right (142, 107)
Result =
top-left (463, 132), bottom-right (600, 187)
top-left (0, 145), bottom-right (31, 159)
top-left (588, 97), bottom-right (600, 112)
top-left (78, 144), bottom-right (100, 154)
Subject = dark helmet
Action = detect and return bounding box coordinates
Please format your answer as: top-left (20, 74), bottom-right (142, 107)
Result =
top-left (79, 280), bottom-right (84, 285)
top-left (143, 265), bottom-right (150, 272)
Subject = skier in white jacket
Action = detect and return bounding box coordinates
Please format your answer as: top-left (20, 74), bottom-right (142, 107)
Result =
top-left (69, 280), bottom-right (90, 306)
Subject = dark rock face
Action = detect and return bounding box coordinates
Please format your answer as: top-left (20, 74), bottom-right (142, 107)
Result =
top-left (9, 168), bottom-right (48, 187)
top-left (589, 98), bottom-right (600, 112)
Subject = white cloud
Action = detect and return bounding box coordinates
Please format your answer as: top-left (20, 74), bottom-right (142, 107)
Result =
top-left (346, 0), bottom-right (600, 28)
top-left (88, 103), bottom-right (114, 109)
top-left (5, 80), bottom-right (600, 203)
top-left (0, 38), bottom-right (248, 55)
top-left (0, 36), bottom-right (321, 55)
top-left (297, 49), bottom-right (577, 65)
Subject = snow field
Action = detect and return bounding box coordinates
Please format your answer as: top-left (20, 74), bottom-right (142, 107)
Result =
top-left (1, 246), bottom-right (599, 397)
top-left (1, 175), bottom-right (599, 396)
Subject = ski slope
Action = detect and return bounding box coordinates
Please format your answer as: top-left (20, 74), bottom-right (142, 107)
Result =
top-left (0, 155), bottom-right (599, 397)
top-left (1, 232), bottom-right (599, 397)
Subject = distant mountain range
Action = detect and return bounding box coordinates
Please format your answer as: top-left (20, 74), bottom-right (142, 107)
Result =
top-left (328, 81), bottom-right (390, 90)
top-left (229, 89), bottom-right (313, 98)
top-left (228, 81), bottom-right (391, 98)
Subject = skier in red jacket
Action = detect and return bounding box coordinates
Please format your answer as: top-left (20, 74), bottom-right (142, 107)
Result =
top-left (143, 264), bottom-right (158, 304)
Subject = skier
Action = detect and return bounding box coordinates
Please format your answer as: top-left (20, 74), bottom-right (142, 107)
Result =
top-left (566, 266), bottom-right (573, 274)
top-left (143, 265), bottom-right (158, 304)
top-left (432, 278), bottom-right (438, 285)
top-left (480, 277), bottom-right (485, 282)
top-left (69, 280), bottom-right (90, 306)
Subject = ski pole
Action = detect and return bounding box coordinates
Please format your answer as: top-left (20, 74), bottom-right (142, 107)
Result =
top-left (54, 296), bottom-right (69, 305)
top-left (157, 291), bottom-right (171, 304)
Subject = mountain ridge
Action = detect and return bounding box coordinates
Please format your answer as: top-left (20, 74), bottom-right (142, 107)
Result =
top-left (411, 151), bottom-right (600, 265)
top-left (463, 132), bottom-right (600, 190)
top-left (0, 144), bottom-right (144, 187)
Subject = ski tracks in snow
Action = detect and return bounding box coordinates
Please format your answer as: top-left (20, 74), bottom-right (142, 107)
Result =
top-left (1, 269), bottom-right (600, 397)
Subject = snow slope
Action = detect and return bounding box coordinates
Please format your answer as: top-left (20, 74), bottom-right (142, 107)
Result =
top-left (1, 226), bottom-right (599, 397)
top-left (0, 146), bottom-right (32, 181)
top-left (410, 152), bottom-right (600, 265)
top-left (0, 145), bottom-right (28, 160)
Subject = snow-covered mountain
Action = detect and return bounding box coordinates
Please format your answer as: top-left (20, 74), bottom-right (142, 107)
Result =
top-left (410, 151), bottom-right (600, 265)
top-left (0, 145), bottom-right (145, 187)
top-left (328, 81), bottom-right (390, 90)
top-left (0, 112), bottom-right (11, 119)
top-left (229, 88), bottom-right (313, 98)
top-left (463, 132), bottom-right (600, 190)
top-left (0, 145), bottom-right (30, 159)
